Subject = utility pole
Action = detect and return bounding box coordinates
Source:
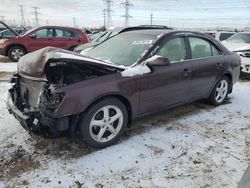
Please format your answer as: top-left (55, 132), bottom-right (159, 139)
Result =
top-left (102, 9), bottom-right (106, 28)
top-left (103, 0), bottom-right (113, 28)
top-left (32, 7), bottom-right (40, 27)
top-left (150, 13), bottom-right (153, 25)
top-left (18, 5), bottom-right (25, 26)
top-left (26, 19), bottom-right (30, 27)
top-left (73, 17), bottom-right (76, 27)
top-left (121, 0), bottom-right (133, 27)
top-left (13, 19), bottom-right (17, 27)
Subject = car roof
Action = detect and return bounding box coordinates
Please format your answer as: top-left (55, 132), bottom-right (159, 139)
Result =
top-left (41, 26), bottom-right (80, 30)
top-left (119, 29), bottom-right (205, 37)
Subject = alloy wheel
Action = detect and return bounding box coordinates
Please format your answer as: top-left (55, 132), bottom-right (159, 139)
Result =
top-left (215, 80), bottom-right (228, 103)
top-left (89, 105), bottom-right (123, 143)
top-left (11, 49), bottom-right (24, 60)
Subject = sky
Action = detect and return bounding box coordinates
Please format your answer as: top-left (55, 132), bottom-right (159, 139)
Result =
top-left (0, 0), bottom-right (249, 29)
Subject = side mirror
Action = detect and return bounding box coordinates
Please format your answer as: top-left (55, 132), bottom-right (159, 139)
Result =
top-left (29, 33), bottom-right (36, 38)
top-left (146, 55), bottom-right (170, 67)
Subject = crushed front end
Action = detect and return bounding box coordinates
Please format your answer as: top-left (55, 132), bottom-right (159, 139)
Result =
top-left (6, 47), bottom-right (121, 138)
top-left (7, 73), bottom-right (69, 137)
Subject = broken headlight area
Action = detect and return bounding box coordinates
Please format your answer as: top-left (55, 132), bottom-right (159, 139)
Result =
top-left (7, 75), bottom-right (69, 137)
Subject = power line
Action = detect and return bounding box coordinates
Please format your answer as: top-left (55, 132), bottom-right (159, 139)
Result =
top-left (121, 0), bottom-right (133, 27)
top-left (32, 7), bottom-right (40, 27)
top-left (103, 0), bottom-right (113, 28)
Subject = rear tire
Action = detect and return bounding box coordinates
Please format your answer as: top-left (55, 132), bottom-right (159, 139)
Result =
top-left (208, 76), bottom-right (230, 105)
top-left (79, 97), bottom-right (128, 148)
top-left (8, 46), bottom-right (26, 62)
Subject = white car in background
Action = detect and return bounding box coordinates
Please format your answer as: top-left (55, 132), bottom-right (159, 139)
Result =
top-left (222, 32), bottom-right (250, 76)
top-left (215, 31), bottom-right (235, 41)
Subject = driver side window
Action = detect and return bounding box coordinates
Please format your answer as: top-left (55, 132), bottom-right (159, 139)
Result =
top-left (35, 28), bottom-right (53, 38)
top-left (156, 37), bottom-right (186, 63)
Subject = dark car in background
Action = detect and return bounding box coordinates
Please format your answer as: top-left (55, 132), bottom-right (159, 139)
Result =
top-left (7, 29), bottom-right (240, 148)
top-left (0, 21), bottom-right (89, 62)
top-left (74, 25), bottom-right (173, 54)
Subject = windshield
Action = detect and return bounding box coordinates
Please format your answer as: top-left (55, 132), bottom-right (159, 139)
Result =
top-left (0, 29), bottom-right (16, 38)
top-left (226, 33), bottom-right (250, 44)
top-left (85, 33), bottom-right (157, 66)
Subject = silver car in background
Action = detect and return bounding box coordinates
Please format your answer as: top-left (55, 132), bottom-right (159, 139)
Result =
top-left (222, 32), bottom-right (250, 76)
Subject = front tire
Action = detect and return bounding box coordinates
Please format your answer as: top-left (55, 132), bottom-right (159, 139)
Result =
top-left (208, 76), bottom-right (230, 105)
top-left (80, 97), bottom-right (128, 148)
top-left (8, 46), bottom-right (26, 62)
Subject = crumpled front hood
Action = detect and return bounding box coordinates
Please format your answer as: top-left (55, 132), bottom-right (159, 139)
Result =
top-left (18, 47), bottom-right (125, 79)
top-left (222, 41), bottom-right (250, 52)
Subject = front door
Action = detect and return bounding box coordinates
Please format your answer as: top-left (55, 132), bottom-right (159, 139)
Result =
top-left (139, 36), bottom-right (192, 114)
top-left (28, 28), bottom-right (54, 52)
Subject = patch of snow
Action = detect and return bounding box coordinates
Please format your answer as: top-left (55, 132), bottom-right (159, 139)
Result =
top-left (121, 64), bottom-right (151, 77)
top-left (0, 63), bottom-right (17, 72)
top-left (0, 80), bottom-right (249, 187)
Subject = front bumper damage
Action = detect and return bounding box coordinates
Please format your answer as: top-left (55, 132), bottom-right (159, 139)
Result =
top-left (6, 75), bottom-right (70, 138)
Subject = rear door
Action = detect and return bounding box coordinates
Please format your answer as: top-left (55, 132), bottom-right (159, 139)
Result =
top-left (52, 28), bottom-right (82, 50)
top-left (187, 36), bottom-right (224, 100)
top-left (139, 36), bottom-right (193, 114)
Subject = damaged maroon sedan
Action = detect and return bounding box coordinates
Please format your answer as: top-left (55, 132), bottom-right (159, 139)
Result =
top-left (7, 29), bottom-right (240, 148)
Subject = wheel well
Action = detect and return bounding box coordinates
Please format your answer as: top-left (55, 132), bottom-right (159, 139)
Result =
top-left (84, 95), bottom-right (133, 128)
top-left (223, 73), bottom-right (233, 93)
top-left (6, 44), bottom-right (27, 56)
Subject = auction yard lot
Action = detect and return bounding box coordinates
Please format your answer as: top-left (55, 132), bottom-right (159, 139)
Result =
top-left (0, 63), bottom-right (249, 188)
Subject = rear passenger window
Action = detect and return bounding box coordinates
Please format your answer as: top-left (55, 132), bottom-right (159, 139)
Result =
top-left (189, 37), bottom-right (220, 58)
top-left (55, 29), bottom-right (73, 38)
top-left (156, 37), bottom-right (186, 63)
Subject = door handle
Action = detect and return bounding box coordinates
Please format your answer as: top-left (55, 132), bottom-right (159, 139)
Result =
top-left (183, 68), bottom-right (191, 77)
top-left (216, 63), bottom-right (223, 69)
